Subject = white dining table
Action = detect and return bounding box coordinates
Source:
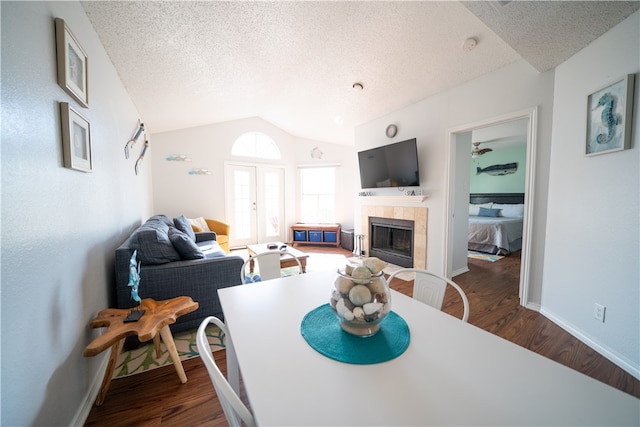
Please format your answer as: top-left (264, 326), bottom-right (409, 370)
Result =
top-left (218, 269), bottom-right (639, 426)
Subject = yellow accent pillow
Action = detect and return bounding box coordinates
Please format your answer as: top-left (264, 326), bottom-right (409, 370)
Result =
top-left (191, 224), bottom-right (204, 232)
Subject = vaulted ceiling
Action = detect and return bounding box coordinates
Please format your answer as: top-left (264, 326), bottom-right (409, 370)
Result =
top-left (81, 1), bottom-right (639, 145)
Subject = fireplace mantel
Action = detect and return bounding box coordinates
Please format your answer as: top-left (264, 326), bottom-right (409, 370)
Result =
top-left (358, 195), bottom-right (429, 204)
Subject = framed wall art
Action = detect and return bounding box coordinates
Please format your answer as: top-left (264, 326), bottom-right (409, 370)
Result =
top-left (55, 17), bottom-right (88, 108)
top-left (585, 74), bottom-right (635, 156)
top-left (60, 102), bottom-right (92, 172)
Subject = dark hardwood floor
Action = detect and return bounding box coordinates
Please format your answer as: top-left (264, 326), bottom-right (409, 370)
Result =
top-left (441, 251), bottom-right (639, 399)
top-left (85, 246), bottom-right (638, 426)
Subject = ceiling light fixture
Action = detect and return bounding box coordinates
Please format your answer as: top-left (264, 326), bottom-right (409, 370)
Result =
top-left (352, 82), bottom-right (364, 91)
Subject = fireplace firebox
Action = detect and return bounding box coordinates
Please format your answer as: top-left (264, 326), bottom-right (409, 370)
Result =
top-left (369, 217), bottom-right (414, 268)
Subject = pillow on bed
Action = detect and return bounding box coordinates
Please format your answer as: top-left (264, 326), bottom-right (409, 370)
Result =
top-left (493, 203), bottom-right (525, 218)
top-left (478, 207), bottom-right (501, 217)
top-left (469, 203), bottom-right (493, 216)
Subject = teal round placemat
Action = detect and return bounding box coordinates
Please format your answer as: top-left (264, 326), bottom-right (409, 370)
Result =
top-left (300, 303), bottom-right (410, 364)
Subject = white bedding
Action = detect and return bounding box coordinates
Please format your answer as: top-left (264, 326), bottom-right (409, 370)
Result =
top-left (468, 216), bottom-right (523, 254)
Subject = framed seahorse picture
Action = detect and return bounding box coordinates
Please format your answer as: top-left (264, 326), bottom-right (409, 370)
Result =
top-left (585, 74), bottom-right (635, 156)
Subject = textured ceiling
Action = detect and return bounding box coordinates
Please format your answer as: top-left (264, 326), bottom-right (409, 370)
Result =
top-left (462, 1), bottom-right (639, 72)
top-left (81, 1), bottom-right (639, 146)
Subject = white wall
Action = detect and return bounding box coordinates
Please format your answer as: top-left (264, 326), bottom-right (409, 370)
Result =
top-left (542, 11), bottom-right (639, 377)
top-left (150, 117), bottom-right (357, 242)
top-left (452, 131), bottom-right (473, 276)
top-left (355, 60), bottom-right (555, 306)
top-left (1, 2), bottom-right (151, 425)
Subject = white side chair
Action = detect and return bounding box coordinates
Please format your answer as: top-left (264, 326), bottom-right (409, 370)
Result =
top-left (196, 316), bottom-right (256, 427)
top-left (240, 249), bottom-right (302, 283)
top-left (387, 268), bottom-right (470, 322)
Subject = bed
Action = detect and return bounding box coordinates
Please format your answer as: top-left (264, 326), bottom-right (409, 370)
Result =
top-left (468, 193), bottom-right (525, 255)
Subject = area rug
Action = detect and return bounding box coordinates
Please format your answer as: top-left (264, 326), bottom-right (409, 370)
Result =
top-left (113, 324), bottom-right (225, 379)
top-left (468, 251), bottom-right (504, 262)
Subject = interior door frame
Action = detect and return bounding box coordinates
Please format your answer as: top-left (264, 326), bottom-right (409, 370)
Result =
top-left (443, 106), bottom-right (538, 307)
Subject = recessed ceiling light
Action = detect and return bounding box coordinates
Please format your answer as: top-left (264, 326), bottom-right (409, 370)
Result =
top-left (352, 82), bottom-right (364, 91)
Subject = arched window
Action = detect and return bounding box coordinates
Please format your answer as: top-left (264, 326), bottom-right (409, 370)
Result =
top-left (232, 132), bottom-right (281, 160)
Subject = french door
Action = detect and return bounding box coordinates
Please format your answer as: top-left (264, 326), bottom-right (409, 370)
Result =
top-left (224, 163), bottom-right (285, 248)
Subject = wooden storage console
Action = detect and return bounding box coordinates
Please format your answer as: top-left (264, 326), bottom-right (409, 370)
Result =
top-left (290, 223), bottom-right (341, 247)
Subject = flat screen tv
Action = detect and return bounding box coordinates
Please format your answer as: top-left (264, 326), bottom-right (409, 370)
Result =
top-left (357, 138), bottom-right (420, 189)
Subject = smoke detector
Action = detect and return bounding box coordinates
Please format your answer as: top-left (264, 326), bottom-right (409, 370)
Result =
top-left (462, 37), bottom-right (477, 52)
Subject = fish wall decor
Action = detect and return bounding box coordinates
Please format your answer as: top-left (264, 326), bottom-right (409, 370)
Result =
top-left (477, 162), bottom-right (518, 176)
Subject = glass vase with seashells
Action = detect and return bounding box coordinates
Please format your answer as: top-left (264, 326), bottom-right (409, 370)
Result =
top-left (329, 257), bottom-right (391, 337)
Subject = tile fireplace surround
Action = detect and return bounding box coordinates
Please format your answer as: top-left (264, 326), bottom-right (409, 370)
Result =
top-left (360, 205), bottom-right (427, 269)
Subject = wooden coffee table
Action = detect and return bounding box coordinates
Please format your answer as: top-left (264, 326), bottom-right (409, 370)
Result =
top-left (247, 243), bottom-right (309, 273)
top-left (83, 296), bottom-right (199, 406)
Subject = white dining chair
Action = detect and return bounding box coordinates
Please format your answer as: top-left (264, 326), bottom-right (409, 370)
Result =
top-left (387, 268), bottom-right (470, 322)
top-left (196, 316), bottom-right (256, 427)
top-left (240, 249), bottom-right (302, 283)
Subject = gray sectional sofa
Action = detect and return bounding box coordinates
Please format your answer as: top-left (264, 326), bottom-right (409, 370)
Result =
top-left (114, 214), bottom-right (244, 332)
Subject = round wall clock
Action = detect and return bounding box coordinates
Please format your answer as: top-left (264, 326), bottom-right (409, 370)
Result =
top-left (385, 124), bottom-right (398, 138)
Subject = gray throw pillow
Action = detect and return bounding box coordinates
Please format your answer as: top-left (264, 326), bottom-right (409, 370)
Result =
top-left (148, 214), bottom-right (174, 227)
top-left (174, 215), bottom-right (196, 241)
top-left (132, 225), bottom-right (181, 265)
top-left (169, 227), bottom-right (205, 260)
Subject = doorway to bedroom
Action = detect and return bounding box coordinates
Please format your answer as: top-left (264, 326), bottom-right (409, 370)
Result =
top-left (444, 108), bottom-right (537, 307)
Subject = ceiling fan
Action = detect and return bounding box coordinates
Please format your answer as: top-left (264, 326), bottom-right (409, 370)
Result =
top-left (471, 141), bottom-right (493, 158)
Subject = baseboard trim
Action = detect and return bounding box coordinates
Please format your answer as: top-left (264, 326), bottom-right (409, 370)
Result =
top-left (71, 354), bottom-right (109, 426)
top-left (452, 266), bottom-right (470, 277)
top-left (540, 307), bottom-right (640, 380)
top-left (525, 302), bottom-right (541, 312)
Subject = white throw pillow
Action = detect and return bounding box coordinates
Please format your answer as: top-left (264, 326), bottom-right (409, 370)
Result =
top-left (189, 216), bottom-right (210, 231)
top-left (493, 203), bottom-right (524, 218)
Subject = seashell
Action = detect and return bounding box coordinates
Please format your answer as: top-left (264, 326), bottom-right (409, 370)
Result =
top-left (342, 309), bottom-right (355, 321)
top-left (337, 298), bottom-right (355, 321)
top-left (364, 312), bottom-right (379, 322)
top-left (351, 266), bottom-right (372, 281)
top-left (343, 297), bottom-right (355, 311)
top-left (363, 257), bottom-right (386, 275)
top-left (382, 302), bottom-right (391, 314)
top-left (353, 306), bottom-right (365, 321)
top-left (349, 284), bottom-right (372, 306)
top-left (372, 292), bottom-right (388, 304)
top-left (363, 302), bottom-right (383, 315)
top-left (335, 275), bottom-right (354, 294)
top-left (345, 262), bottom-right (361, 276)
top-left (368, 276), bottom-right (387, 294)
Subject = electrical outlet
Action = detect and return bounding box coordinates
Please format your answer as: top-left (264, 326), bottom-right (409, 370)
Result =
top-left (593, 303), bottom-right (606, 322)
